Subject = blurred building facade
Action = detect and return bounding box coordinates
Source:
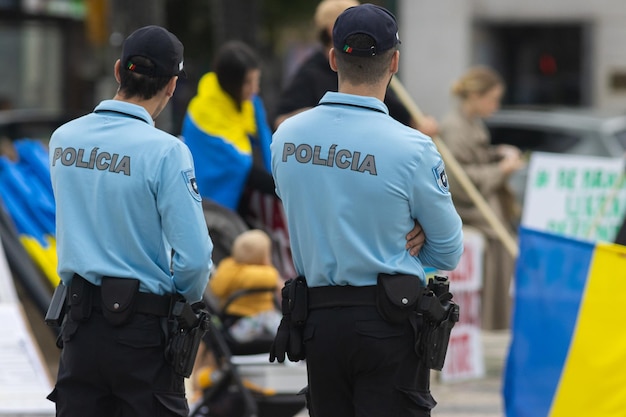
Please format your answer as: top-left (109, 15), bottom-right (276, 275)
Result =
top-left (3, 0), bottom-right (626, 130)
top-left (0, 0), bottom-right (173, 125)
top-left (0, 0), bottom-right (268, 135)
top-left (399, 0), bottom-right (626, 118)
top-left (0, 0), bottom-right (89, 112)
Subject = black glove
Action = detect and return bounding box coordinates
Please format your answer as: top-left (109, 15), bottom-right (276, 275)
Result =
top-left (270, 282), bottom-right (292, 363)
top-left (269, 312), bottom-right (306, 363)
top-left (269, 315), bottom-right (291, 363)
top-left (269, 278), bottom-right (307, 363)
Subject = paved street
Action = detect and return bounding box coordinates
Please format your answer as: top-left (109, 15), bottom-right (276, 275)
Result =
top-left (430, 330), bottom-right (509, 417)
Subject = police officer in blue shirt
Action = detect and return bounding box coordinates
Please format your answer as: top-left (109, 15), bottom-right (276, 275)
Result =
top-left (271, 5), bottom-right (464, 416)
top-left (47, 26), bottom-right (213, 416)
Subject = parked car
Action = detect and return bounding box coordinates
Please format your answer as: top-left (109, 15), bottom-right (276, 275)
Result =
top-left (484, 107), bottom-right (626, 204)
top-left (487, 107), bottom-right (626, 156)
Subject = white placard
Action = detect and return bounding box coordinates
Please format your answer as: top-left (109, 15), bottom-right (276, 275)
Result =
top-left (439, 227), bottom-right (485, 381)
top-left (0, 238), bottom-right (54, 416)
top-left (522, 152), bottom-right (626, 242)
top-left (444, 227), bottom-right (484, 292)
top-left (440, 326), bottom-right (485, 382)
top-left (0, 239), bottom-right (18, 304)
top-left (0, 304), bottom-right (54, 415)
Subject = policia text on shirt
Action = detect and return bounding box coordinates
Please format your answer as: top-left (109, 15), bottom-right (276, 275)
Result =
top-left (51, 146), bottom-right (131, 176)
top-left (280, 142), bottom-right (377, 175)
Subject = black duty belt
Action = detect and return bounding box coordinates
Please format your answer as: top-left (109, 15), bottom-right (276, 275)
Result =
top-left (307, 285), bottom-right (377, 310)
top-left (72, 274), bottom-right (173, 317)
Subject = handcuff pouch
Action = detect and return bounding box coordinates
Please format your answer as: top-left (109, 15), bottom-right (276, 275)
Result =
top-left (101, 277), bottom-right (139, 326)
top-left (376, 273), bottom-right (423, 323)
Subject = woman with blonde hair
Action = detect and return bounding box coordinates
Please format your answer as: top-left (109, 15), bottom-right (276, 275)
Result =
top-left (439, 66), bottom-right (525, 330)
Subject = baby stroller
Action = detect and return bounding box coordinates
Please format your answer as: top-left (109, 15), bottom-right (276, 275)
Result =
top-left (189, 200), bottom-right (307, 417)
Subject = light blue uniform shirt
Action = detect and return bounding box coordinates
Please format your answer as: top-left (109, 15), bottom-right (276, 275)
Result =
top-left (271, 92), bottom-right (463, 287)
top-left (50, 100), bottom-right (213, 302)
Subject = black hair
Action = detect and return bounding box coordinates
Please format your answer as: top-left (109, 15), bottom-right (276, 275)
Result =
top-left (318, 28), bottom-right (332, 48)
top-left (118, 56), bottom-right (172, 100)
top-left (213, 41), bottom-right (260, 109)
top-left (334, 34), bottom-right (397, 85)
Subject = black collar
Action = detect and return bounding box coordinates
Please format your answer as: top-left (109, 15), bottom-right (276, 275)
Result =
top-left (318, 101), bottom-right (386, 114)
top-left (93, 109), bottom-right (150, 124)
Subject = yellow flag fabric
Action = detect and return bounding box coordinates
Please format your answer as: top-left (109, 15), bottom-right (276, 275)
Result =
top-left (549, 242), bottom-right (626, 417)
top-left (505, 227), bottom-right (626, 417)
top-left (186, 72), bottom-right (256, 155)
top-left (20, 235), bottom-right (60, 287)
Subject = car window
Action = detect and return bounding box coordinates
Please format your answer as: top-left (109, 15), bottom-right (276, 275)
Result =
top-left (614, 130), bottom-right (626, 152)
top-left (489, 126), bottom-right (606, 156)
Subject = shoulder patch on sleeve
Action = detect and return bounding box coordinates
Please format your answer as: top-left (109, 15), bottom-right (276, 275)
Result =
top-left (432, 160), bottom-right (449, 193)
top-left (182, 169), bottom-right (202, 202)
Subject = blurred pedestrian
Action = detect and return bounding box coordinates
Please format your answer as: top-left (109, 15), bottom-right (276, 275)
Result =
top-left (273, 0), bottom-right (439, 137)
top-left (47, 25), bottom-right (213, 416)
top-left (270, 5), bottom-right (464, 416)
top-left (181, 40), bottom-right (274, 212)
top-left (438, 66), bottom-right (525, 330)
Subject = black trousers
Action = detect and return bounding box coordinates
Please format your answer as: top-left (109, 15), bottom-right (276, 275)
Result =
top-left (303, 305), bottom-right (436, 417)
top-left (48, 310), bottom-right (188, 417)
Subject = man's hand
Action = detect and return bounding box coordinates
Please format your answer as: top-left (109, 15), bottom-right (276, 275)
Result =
top-left (406, 220), bottom-right (425, 256)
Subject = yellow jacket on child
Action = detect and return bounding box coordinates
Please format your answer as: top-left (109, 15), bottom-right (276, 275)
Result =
top-left (209, 257), bottom-right (280, 317)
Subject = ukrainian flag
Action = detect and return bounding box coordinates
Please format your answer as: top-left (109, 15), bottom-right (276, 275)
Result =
top-left (181, 71), bottom-right (272, 211)
top-left (0, 139), bottom-right (59, 287)
top-left (504, 227), bottom-right (626, 417)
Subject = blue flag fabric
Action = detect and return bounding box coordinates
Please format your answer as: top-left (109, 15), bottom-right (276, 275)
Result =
top-left (0, 139), bottom-right (59, 285)
top-left (0, 139), bottom-right (55, 243)
top-left (504, 226), bottom-right (626, 417)
top-left (181, 71), bottom-right (272, 211)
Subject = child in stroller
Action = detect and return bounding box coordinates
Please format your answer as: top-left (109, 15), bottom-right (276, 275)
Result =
top-left (209, 229), bottom-right (282, 345)
top-left (189, 202), bottom-right (306, 417)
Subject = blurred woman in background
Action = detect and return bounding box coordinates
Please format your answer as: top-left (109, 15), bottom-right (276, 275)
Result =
top-left (439, 66), bottom-right (525, 330)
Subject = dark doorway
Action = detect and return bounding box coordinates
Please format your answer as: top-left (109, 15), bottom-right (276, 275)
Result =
top-left (476, 23), bottom-right (591, 107)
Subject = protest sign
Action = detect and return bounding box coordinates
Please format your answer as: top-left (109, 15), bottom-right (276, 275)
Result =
top-left (439, 227), bottom-right (485, 382)
top-left (522, 152), bottom-right (626, 242)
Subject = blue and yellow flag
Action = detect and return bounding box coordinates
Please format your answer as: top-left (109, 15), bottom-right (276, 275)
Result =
top-left (181, 72), bottom-right (272, 210)
top-left (0, 139), bottom-right (59, 286)
top-left (504, 227), bottom-right (626, 417)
